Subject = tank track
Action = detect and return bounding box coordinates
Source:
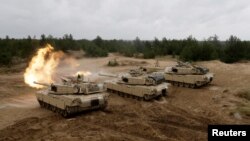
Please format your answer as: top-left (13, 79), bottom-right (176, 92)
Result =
top-left (107, 88), bottom-right (163, 101)
top-left (37, 100), bottom-right (108, 117)
top-left (166, 81), bottom-right (210, 88)
top-left (37, 100), bottom-right (70, 117)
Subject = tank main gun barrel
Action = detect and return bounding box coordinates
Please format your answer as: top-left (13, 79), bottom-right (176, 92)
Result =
top-left (34, 81), bottom-right (50, 87)
top-left (98, 73), bottom-right (118, 78)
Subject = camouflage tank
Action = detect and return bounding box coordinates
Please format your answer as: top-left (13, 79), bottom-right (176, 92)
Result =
top-left (164, 61), bottom-right (214, 88)
top-left (34, 75), bottom-right (108, 117)
top-left (99, 70), bottom-right (168, 101)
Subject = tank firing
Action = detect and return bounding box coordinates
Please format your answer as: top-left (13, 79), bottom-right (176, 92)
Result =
top-left (34, 74), bottom-right (108, 117)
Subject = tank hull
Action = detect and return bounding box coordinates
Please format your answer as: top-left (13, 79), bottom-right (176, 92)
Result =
top-left (36, 90), bottom-right (108, 117)
top-left (106, 82), bottom-right (168, 101)
top-left (164, 73), bottom-right (213, 88)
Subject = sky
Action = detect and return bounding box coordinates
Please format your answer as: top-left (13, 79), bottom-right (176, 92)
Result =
top-left (0, 0), bottom-right (250, 40)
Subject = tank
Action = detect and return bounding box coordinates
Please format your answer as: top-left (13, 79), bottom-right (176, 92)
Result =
top-left (164, 61), bottom-right (214, 88)
top-left (99, 71), bottom-right (168, 101)
top-left (34, 75), bottom-right (108, 117)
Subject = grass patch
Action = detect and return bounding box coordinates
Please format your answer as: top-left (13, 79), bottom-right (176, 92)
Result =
top-left (237, 105), bottom-right (250, 117)
top-left (236, 90), bottom-right (250, 101)
top-left (107, 60), bottom-right (119, 67)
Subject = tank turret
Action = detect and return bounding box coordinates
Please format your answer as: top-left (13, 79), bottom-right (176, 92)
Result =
top-left (61, 74), bottom-right (86, 85)
top-left (120, 73), bottom-right (165, 86)
top-left (34, 79), bottom-right (105, 95)
top-left (130, 60), bottom-right (164, 74)
top-left (100, 72), bottom-right (165, 86)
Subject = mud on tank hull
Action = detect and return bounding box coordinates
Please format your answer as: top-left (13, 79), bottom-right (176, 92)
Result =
top-left (164, 73), bottom-right (213, 88)
top-left (35, 90), bottom-right (108, 117)
top-left (106, 82), bottom-right (168, 101)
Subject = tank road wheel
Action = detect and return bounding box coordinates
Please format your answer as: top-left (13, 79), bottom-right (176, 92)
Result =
top-left (56, 107), bottom-right (60, 114)
top-left (114, 90), bottom-right (119, 94)
top-left (174, 82), bottom-right (179, 86)
top-left (124, 94), bottom-right (128, 98)
top-left (118, 91), bottom-right (122, 96)
top-left (42, 102), bottom-right (46, 108)
top-left (188, 84), bottom-right (191, 88)
top-left (120, 93), bottom-right (125, 97)
top-left (143, 94), bottom-right (151, 101)
top-left (128, 94), bottom-right (131, 98)
top-left (172, 82), bottom-right (176, 86)
top-left (61, 107), bottom-right (70, 117)
top-left (44, 103), bottom-right (49, 109)
top-left (47, 104), bottom-right (51, 110)
top-left (117, 92), bottom-right (120, 96)
top-left (118, 92), bottom-right (121, 97)
top-left (123, 93), bottom-right (127, 98)
top-left (177, 82), bottom-right (181, 87)
top-left (189, 84), bottom-right (196, 88)
top-left (52, 106), bottom-right (56, 112)
top-left (44, 103), bottom-right (48, 109)
top-left (124, 93), bottom-right (128, 97)
top-left (184, 83), bottom-right (189, 88)
top-left (49, 105), bottom-right (53, 110)
top-left (170, 82), bottom-right (174, 86)
top-left (62, 110), bottom-right (69, 117)
top-left (179, 83), bottom-right (184, 87)
top-left (135, 96), bottom-right (141, 101)
top-left (172, 82), bottom-right (175, 86)
top-left (59, 109), bottom-right (64, 115)
top-left (43, 103), bottom-right (46, 108)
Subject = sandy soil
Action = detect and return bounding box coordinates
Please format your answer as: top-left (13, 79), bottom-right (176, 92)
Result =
top-left (0, 54), bottom-right (249, 141)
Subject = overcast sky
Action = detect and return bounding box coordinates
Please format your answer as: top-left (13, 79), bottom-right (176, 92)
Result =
top-left (0, 0), bottom-right (250, 40)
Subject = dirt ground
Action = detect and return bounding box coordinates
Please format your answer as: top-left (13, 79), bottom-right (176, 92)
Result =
top-left (0, 54), bottom-right (249, 141)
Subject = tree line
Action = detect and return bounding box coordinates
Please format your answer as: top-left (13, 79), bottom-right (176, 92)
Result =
top-left (0, 34), bottom-right (250, 66)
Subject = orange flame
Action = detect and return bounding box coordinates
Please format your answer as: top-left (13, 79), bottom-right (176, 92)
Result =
top-left (24, 44), bottom-right (64, 88)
